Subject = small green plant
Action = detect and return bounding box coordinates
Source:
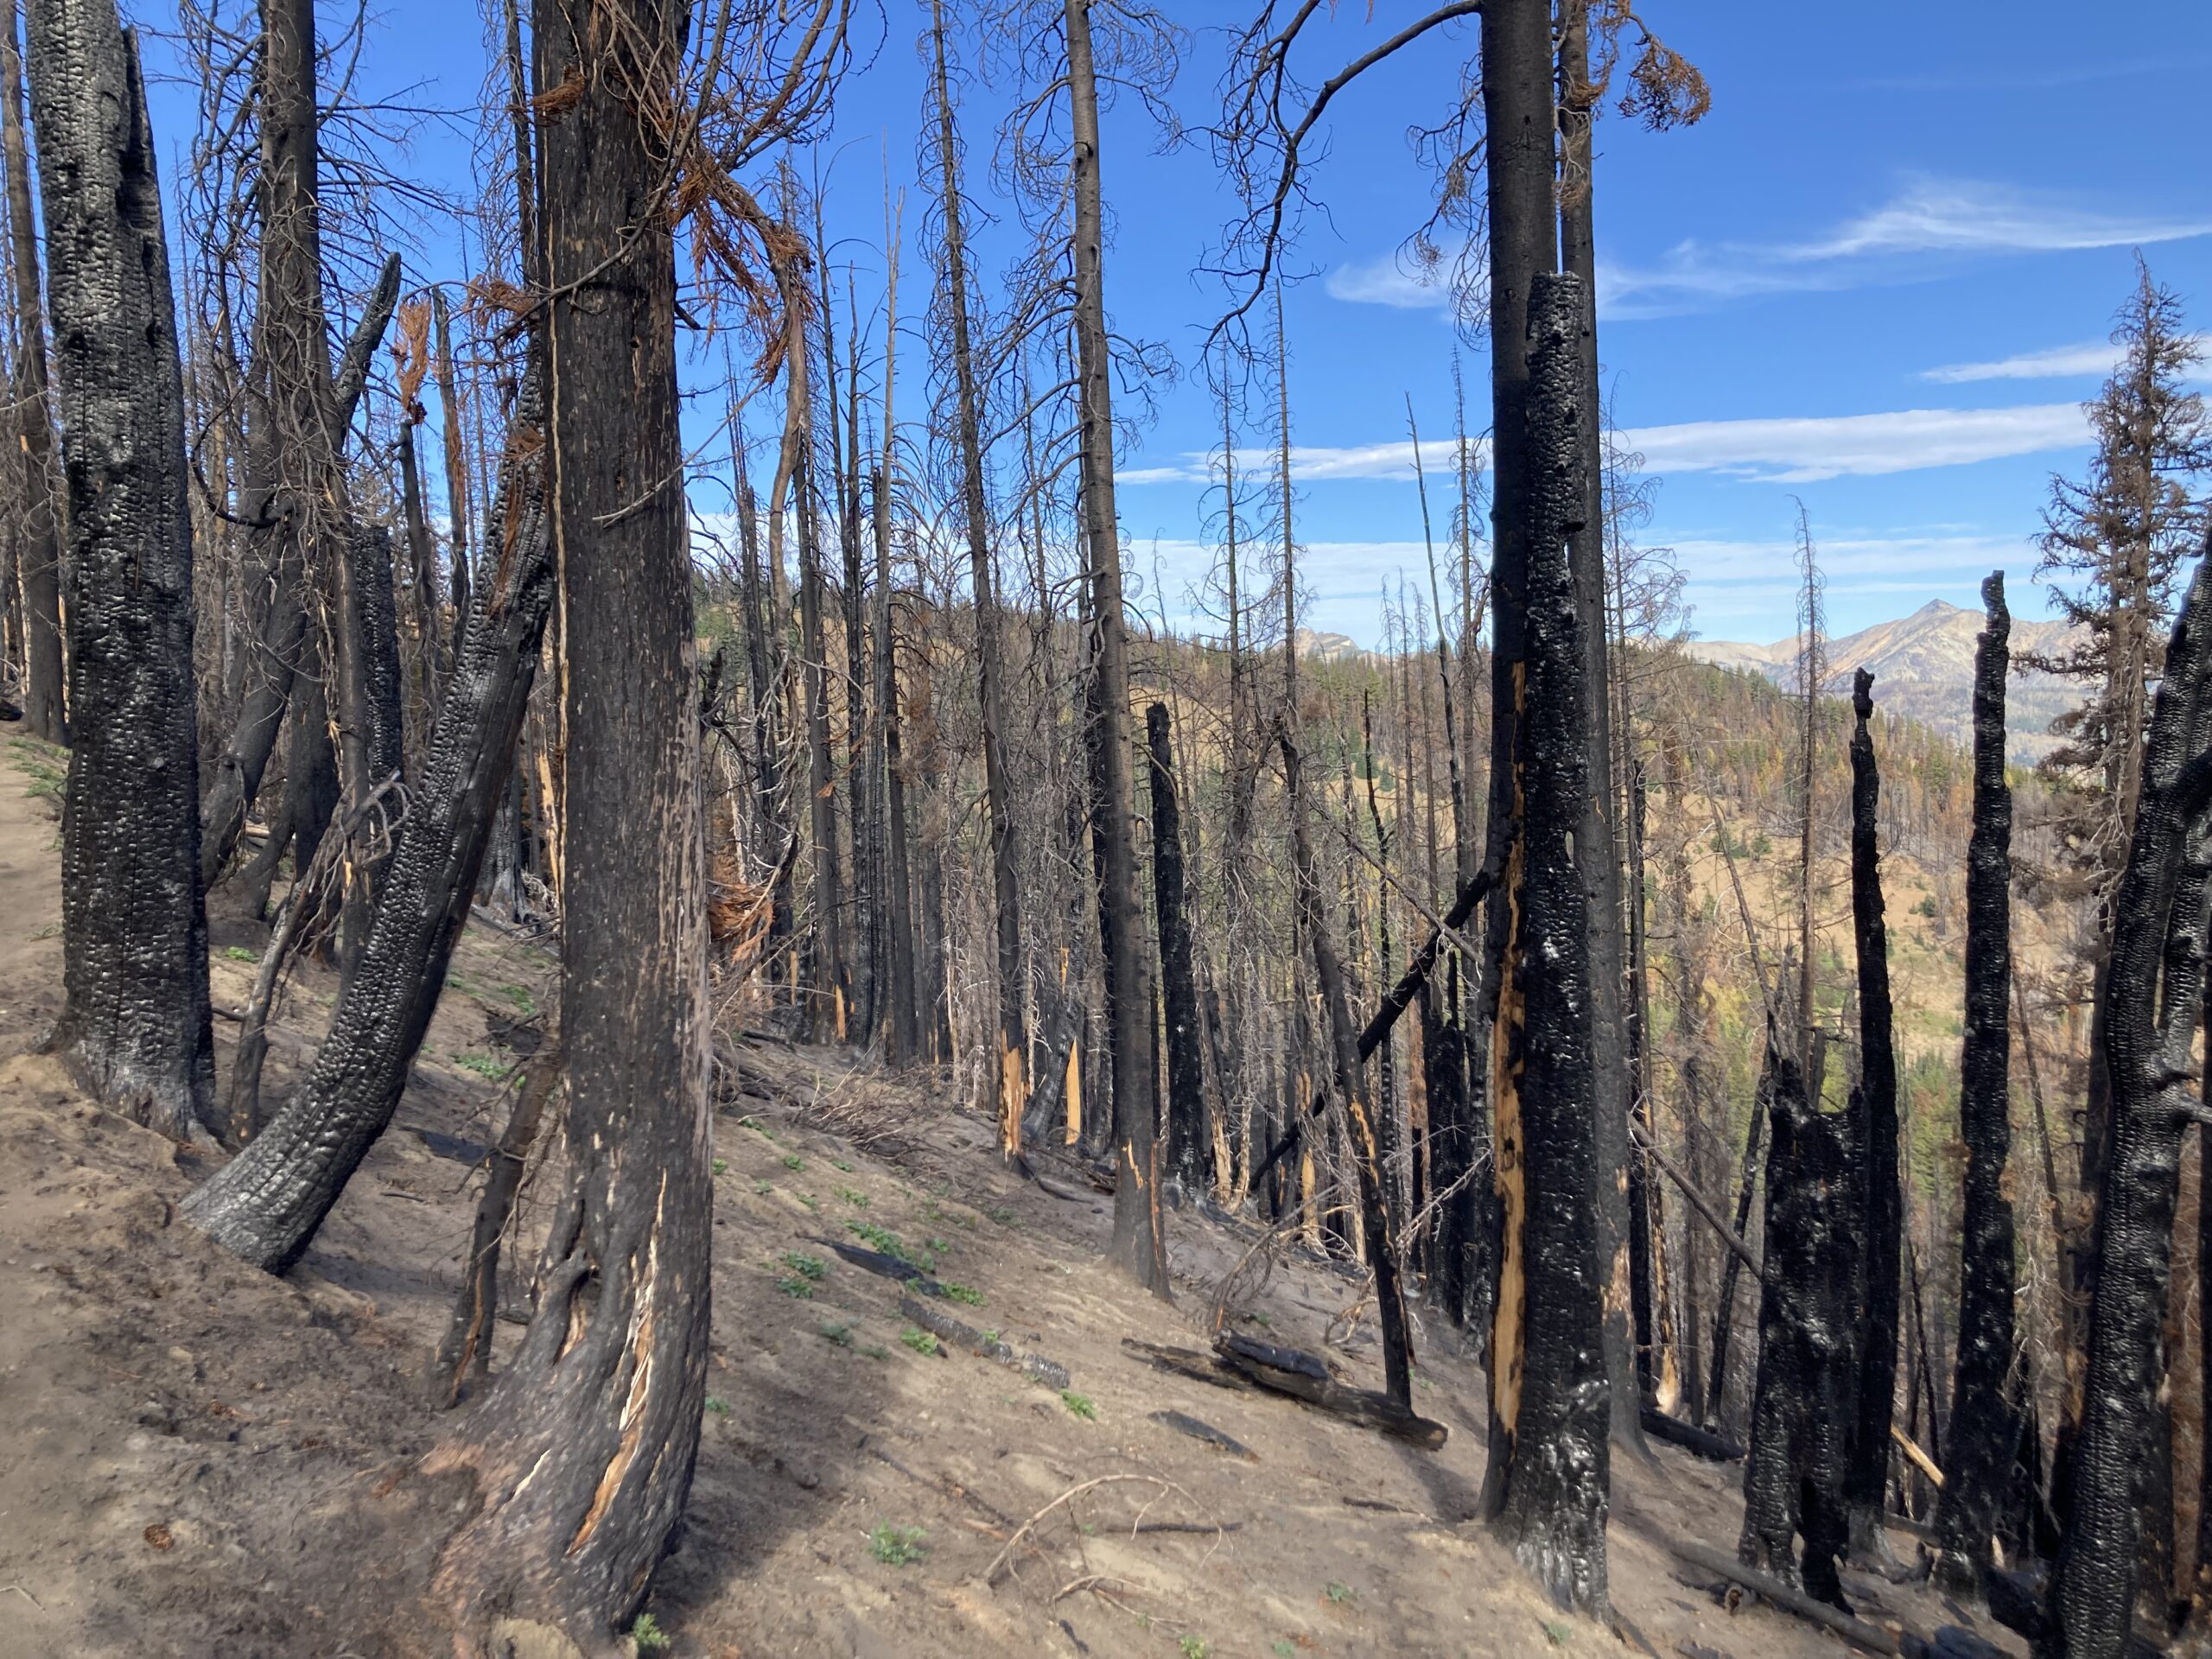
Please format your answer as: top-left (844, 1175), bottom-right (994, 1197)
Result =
top-left (753, 1179), bottom-right (772, 1196)
top-left (860, 1343), bottom-right (890, 1360)
top-left (831, 1158), bottom-right (853, 1172)
top-left (500, 983), bottom-right (536, 1013)
top-left (774, 1275), bottom-right (815, 1300)
top-left (899, 1327), bottom-right (938, 1357)
top-left (223, 945), bottom-right (258, 963)
top-left (454, 1052), bottom-right (511, 1080)
top-left (781, 1154), bottom-right (804, 1171)
top-left (740, 1116), bottom-right (776, 1141)
top-left (711, 1157), bottom-right (728, 1176)
top-left (779, 1251), bottom-right (827, 1281)
top-left (985, 1205), bottom-right (1018, 1227)
top-left (629, 1611), bottom-right (671, 1656)
top-left (868, 1522), bottom-right (927, 1566)
top-left (1179, 1638), bottom-right (1209, 1659)
top-left (942, 1282), bottom-right (985, 1306)
top-left (835, 1185), bottom-right (868, 1207)
top-left (703, 1394), bottom-right (730, 1415)
top-left (1273, 1643), bottom-right (1297, 1658)
top-left (925, 1236), bottom-right (950, 1257)
top-left (1541, 1618), bottom-right (1573, 1647)
top-left (1325, 1582), bottom-right (1353, 1605)
top-left (1060, 1389), bottom-right (1096, 1421)
top-left (846, 1220), bottom-right (914, 1262)
top-left (798, 1193), bottom-right (820, 1211)
top-left (817, 1320), bottom-right (855, 1347)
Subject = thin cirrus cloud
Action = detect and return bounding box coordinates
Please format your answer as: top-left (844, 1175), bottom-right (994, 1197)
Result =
top-left (1122, 401), bottom-right (2091, 488)
top-left (1325, 178), bottom-right (2212, 321)
top-left (1922, 334), bottom-right (2209, 383)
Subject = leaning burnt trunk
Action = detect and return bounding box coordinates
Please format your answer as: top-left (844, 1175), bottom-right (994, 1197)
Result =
top-left (424, 0), bottom-right (710, 1638)
top-left (1936, 573), bottom-right (2024, 1591)
top-left (1478, 270), bottom-right (1611, 1615)
top-left (26, 0), bottom-right (213, 1141)
top-left (1148, 701), bottom-right (1209, 1196)
top-left (2048, 537), bottom-right (2212, 1659)
top-left (1738, 1051), bottom-right (1858, 1610)
top-left (182, 360), bottom-right (555, 1272)
top-left (1705, 1033), bottom-right (1772, 1430)
top-left (1846, 666), bottom-right (1905, 1559)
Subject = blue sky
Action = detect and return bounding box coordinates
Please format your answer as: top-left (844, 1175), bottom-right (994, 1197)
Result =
top-left (133, 0), bottom-right (2212, 647)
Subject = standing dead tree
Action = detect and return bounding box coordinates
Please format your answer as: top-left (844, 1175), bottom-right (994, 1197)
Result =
top-left (2049, 537), bottom-right (2212, 1658)
top-left (26, 0), bottom-right (213, 1141)
top-left (3, 0), bottom-right (62, 744)
top-left (1936, 572), bottom-right (2024, 1590)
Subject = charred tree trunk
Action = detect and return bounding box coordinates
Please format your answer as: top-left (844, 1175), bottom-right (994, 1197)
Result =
top-left (1847, 667), bottom-right (1905, 1559)
top-left (1738, 1051), bottom-right (1858, 1610)
top-left (1478, 269), bottom-right (1611, 1615)
top-left (1066, 0), bottom-right (1165, 1295)
top-left (431, 289), bottom-right (472, 656)
top-left (931, 0), bottom-right (1028, 1149)
top-left (425, 0), bottom-right (710, 1639)
top-left (2048, 538), bottom-right (2212, 1659)
top-left (183, 362), bottom-right (555, 1271)
top-left (797, 452), bottom-right (847, 1040)
top-left (26, 0), bottom-right (213, 1141)
top-left (873, 467), bottom-right (918, 1066)
top-left (1706, 1035), bottom-right (1772, 1429)
top-left (1149, 702), bottom-right (1207, 1196)
top-left (3, 0), bottom-right (62, 745)
top-left (1936, 573), bottom-right (2024, 1592)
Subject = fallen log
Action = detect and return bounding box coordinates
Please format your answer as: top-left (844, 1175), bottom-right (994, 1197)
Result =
top-left (1669, 1537), bottom-right (1904, 1655)
top-left (897, 1294), bottom-right (1070, 1389)
top-left (1119, 1335), bottom-right (1448, 1449)
top-left (1150, 1409), bottom-right (1257, 1462)
top-left (807, 1236), bottom-right (944, 1295)
top-left (1640, 1407), bottom-right (1745, 1462)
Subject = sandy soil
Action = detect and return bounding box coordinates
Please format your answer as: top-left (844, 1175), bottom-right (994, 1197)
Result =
top-left (0, 734), bottom-right (2027, 1659)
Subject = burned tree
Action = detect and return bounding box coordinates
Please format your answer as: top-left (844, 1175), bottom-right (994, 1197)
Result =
top-left (423, 0), bottom-right (713, 1639)
top-left (3, 0), bottom-right (61, 745)
top-left (1846, 666), bottom-right (1904, 1560)
top-left (1738, 1047), bottom-right (1858, 1610)
top-left (26, 0), bottom-right (213, 1141)
top-left (1479, 269), bottom-right (1611, 1615)
top-left (1936, 572), bottom-right (2024, 1590)
top-left (2048, 538), bottom-right (2212, 1659)
top-left (1149, 701), bottom-right (1208, 1195)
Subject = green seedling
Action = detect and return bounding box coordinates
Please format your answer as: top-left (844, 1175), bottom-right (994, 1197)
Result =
top-left (223, 945), bottom-right (258, 963)
top-left (629, 1612), bottom-right (670, 1656)
top-left (703, 1395), bottom-right (730, 1416)
top-left (1060, 1390), bottom-right (1096, 1421)
top-left (773, 1275), bottom-right (814, 1300)
top-left (1179, 1639), bottom-right (1209, 1659)
top-left (899, 1327), bottom-right (938, 1357)
top-left (868, 1523), bottom-right (926, 1566)
top-left (1325, 1582), bottom-right (1353, 1605)
top-left (942, 1282), bottom-right (985, 1306)
top-left (779, 1251), bottom-right (827, 1281)
top-left (831, 1158), bottom-right (853, 1172)
top-left (781, 1154), bottom-right (804, 1171)
top-left (711, 1158), bottom-right (728, 1176)
top-left (454, 1052), bottom-right (510, 1080)
top-left (835, 1186), bottom-right (868, 1207)
top-left (817, 1320), bottom-right (855, 1347)
top-left (753, 1179), bottom-right (772, 1196)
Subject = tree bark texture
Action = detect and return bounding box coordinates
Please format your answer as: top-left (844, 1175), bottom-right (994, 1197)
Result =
top-left (26, 0), bottom-right (213, 1141)
top-left (1847, 666), bottom-right (1905, 1551)
top-left (3, 0), bottom-right (63, 744)
top-left (425, 0), bottom-right (711, 1640)
top-left (1706, 1034), bottom-right (1770, 1429)
top-left (2048, 537), bottom-right (2212, 1659)
top-left (183, 361), bottom-right (555, 1272)
top-left (1480, 270), bottom-right (1611, 1616)
top-left (1936, 573), bottom-right (2024, 1591)
top-left (1149, 702), bottom-right (1208, 1194)
top-left (1738, 1050), bottom-right (1858, 1610)
top-left (1065, 0), bottom-right (1165, 1295)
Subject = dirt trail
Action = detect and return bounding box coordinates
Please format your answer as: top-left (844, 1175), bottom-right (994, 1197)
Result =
top-left (0, 738), bottom-right (2024, 1658)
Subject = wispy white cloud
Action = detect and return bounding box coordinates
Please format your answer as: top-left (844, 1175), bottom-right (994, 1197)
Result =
top-left (1120, 401), bottom-right (2089, 488)
top-left (1327, 178), bottom-right (2212, 322)
top-left (1921, 341), bottom-right (2121, 382)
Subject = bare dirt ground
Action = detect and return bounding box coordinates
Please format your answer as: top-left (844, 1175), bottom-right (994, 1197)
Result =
top-left (0, 737), bottom-right (2027, 1659)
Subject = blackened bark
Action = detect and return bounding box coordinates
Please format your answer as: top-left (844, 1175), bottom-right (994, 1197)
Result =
top-left (796, 454), bottom-right (848, 1039)
top-left (1423, 971), bottom-right (1476, 1323)
top-left (1847, 667), bottom-right (1904, 1552)
top-left (872, 465), bottom-right (919, 1067)
top-left (397, 407), bottom-right (446, 711)
top-left (931, 0), bottom-right (1027, 1147)
top-left (26, 0), bottom-right (212, 1140)
top-left (1148, 702), bottom-right (1207, 1194)
top-left (425, 0), bottom-right (710, 1637)
top-left (2048, 537), bottom-right (2212, 1658)
top-left (1738, 1052), bottom-right (1858, 1609)
top-left (182, 363), bottom-right (555, 1270)
top-left (1936, 573), bottom-right (2023, 1591)
top-left (431, 289), bottom-right (472, 656)
top-left (1479, 270), bottom-right (1611, 1615)
top-left (1066, 0), bottom-right (1165, 1294)
top-left (348, 522), bottom-right (405, 789)
top-left (3, 0), bottom-right (61, 745)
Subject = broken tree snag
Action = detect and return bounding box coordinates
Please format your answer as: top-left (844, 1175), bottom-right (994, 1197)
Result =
top-left (1148, 702), bottom-right (1210, 1196)
top-left (1215, 1334), bottom-right (1450, 1449)
top-left (25, 0), bottom-right (214, 1142)
top-left (182, 355), bottom-right (556, 1273)
top-left (428, 1026), bottom-right (565, 1408)
top-left (1847, 667), bottom-right (1905, 1562)
top-left (2050, 537), bottom-right (2212, 1659)
top-left (1639, 1408), bottom-right (1744, 1463)
top-left (1936, 573), bottom-right (2024, 1593)
top-left (423, 0), bottom-right (711, 1642)
top-left (1738, 1050), bottom-right (1857, 1611)
top-left (1479, 270), bottom-right (1611, 1615)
